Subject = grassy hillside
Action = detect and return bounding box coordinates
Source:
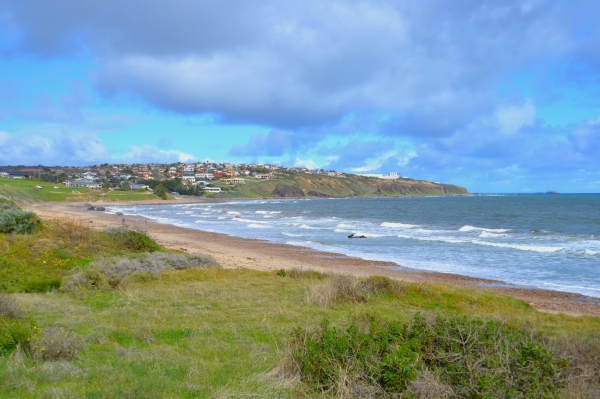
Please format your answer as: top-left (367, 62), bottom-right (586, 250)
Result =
top-left (220, 173), bottom-right (468, 198)
top-left (0, 177), bottom-right (157, 204)
top-left (1, 215), bottom-right (599, 398)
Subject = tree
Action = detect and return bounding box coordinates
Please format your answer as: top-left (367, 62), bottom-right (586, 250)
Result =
top-left (121, 182), bottom-right (131, 191)
top-left (154, 184), bottom-right (167, 200)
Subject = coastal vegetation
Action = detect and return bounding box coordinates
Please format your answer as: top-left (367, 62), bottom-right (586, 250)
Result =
top-left (1, 209), bottom-right (599, 397)
top-left (0, 174), bottom-right (468, 205)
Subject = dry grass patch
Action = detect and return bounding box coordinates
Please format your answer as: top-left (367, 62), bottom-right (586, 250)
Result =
top-left (307, 275), bottom-right (404, 307)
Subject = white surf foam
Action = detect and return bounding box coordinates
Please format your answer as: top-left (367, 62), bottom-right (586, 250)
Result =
top-left (248, 224), bottom-right (271, 229)
top-left (381, 222), bottom-right (419, 228)
top-left (479, 231), bottom-right (508, 238)
top-left (300, 224), bottom-right (318, 230)
top-left (471, 240), bottom-right (562, 253)
top-left (459, 225), bottom-right (511, 233)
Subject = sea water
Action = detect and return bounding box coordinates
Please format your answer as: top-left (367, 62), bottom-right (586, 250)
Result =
top-left (107, 194), bottom-right (600, 297)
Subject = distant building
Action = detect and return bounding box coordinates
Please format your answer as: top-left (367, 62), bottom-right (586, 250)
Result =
top-left (66, 180), bottom-right (102, 189)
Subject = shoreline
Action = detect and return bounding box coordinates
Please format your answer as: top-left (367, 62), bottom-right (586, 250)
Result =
top-left (30, 200), bottom-right (600, 316)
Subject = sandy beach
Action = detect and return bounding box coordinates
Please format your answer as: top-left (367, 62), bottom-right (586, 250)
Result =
top-left (30, 200), bottom-right (600, 316)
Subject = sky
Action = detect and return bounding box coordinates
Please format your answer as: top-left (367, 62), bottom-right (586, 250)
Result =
top-left (1, 0), bottom-right (599, 193)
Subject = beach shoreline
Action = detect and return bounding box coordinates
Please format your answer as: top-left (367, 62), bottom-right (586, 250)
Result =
top-left (30, 200), bottom-right (600, 316)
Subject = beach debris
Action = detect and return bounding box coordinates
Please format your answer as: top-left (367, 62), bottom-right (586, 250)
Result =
top-left (87, 206), bottom-right (106, 211)
top-left (348, 233), bottom-right (366, 239)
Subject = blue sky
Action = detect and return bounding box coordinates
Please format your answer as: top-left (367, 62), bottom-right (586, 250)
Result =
top-left (1, 1), bottom-right (600, 193)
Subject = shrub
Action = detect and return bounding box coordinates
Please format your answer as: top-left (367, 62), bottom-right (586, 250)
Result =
top-left (29, 327), bottom-right (83, 361)
top-left (0, 209), bottom-right (41, 234)
top-left (21, 279), bottom-right (62, 293)
top-left (104, 226), bottom-right (161, 252)
top-left (62, 252), bottom-right (220, 292)
top-left (278, 313), bottom-right (569, 398)
top-left (306, 275), bottom-right (404, 307)
top-left (277, 268), bottom-right (327, 280)
top-left (0, 316), bottom-right (35, 355)
top-left (154, 184), bottom-right (167, 200)
top-left (0, 291), bottom-right (22, 319)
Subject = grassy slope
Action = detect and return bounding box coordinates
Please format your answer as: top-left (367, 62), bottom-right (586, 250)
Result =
top-left (1, 222), bottom-right (599, 397)
top-left (0, 177), bottom-right (157, 204)
top-left (221, 173), bottom-right (468, 198)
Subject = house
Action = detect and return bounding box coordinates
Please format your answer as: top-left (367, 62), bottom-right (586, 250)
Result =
top-left (213, 172), bottom-right (225, 178)
top-left (203, 187), bottom-right (222, 193)
top-left (222, 178), bottom-right (245, 185)
top-left (254, 173), bottom-right (273, 180)
top-left (81, 172), bottom-right (98, 181)
top-left (196, 181), bottom-right (210, 186)
top-left (182, 176), bottom-right (196, 182)
top-left (130, 183), bottom-right (149, 190)
top-left (196, 173), bottom-right (214, 179)
top-left (66, 180), bottom-right (102, 189)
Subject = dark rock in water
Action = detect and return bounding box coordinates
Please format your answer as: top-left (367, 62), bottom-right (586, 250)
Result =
top-left (87, 206), bottom-right (96, 211)
top-left (348, 233), bottom-right (366, 239)
top-left (271, 184), bottom-right (305, 197)
top-left (96, 206), bottom-right (105, 211)
top-left (307, 191), bottom-right (331, 197)
top-left (116, 212), bottom-right (123, 216)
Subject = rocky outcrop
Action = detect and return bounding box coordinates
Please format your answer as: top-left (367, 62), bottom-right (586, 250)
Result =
top-left (307, 191), bottom-right (331, 197)
top-left (271, 184), bottom-right (305, 197)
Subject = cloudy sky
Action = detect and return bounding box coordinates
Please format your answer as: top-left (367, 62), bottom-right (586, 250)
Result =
top-left (1, 0), bottom-right (599, 192)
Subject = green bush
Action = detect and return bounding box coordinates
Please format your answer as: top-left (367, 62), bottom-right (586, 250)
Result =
top-left (282, 313), bottom-right (568, 398)
top-left (0, 209), bottom-right (41, 234)
top-left (104, 227), bottom-right (161, 252)
top-left (154, 183), bottom-right (167, 200)
top-left (0, 316), bottom-right (35, 356)
top-left (21, 279), bottom-right (62, 293)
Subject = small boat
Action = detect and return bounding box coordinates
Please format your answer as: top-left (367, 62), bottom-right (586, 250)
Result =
top-left (546, 186), bottom-right (559, 194)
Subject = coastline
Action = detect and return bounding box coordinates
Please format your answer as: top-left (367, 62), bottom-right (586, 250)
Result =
top-left (30, 200), bottom-right (600, 316)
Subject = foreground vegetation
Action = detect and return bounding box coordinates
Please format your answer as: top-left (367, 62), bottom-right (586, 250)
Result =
top-left (1, 209), bottom-right (599, 397)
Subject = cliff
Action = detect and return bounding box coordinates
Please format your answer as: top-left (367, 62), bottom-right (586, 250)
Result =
top-left (224, 173), bottom-right (468, 198)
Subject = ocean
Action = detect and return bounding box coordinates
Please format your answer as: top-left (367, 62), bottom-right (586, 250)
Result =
top-left (107, 194), bottom-right (600, 298)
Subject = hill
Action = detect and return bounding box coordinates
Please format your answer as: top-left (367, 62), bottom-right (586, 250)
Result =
top-left (219, 173), bottom-right (468, 198)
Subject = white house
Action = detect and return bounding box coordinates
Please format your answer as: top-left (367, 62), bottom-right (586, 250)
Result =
top-left (196, 181), bottom-right (210, 186)
top-left (182, 176), bottom-right (196, 182)
top-left (196, 173), bottom-right (214, 179)
top-left (81, 172), bottom-right (98, 181)
top-left (66, 180), bottom-right (102, 189)
top-left (203, 187), bottom-right (222, 193)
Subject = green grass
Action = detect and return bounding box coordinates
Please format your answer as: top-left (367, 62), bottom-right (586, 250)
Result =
top-left (0, 177), bottom-right (158, 203)
top-left (1, 217), bottom-right (598, 397)
top-left (0, 267), bottom-right (599, 397)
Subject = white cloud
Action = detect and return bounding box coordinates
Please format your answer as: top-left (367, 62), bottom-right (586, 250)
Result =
top-left (495, 99), bottom-right (536, 135)
top-left (350, 151), bottom-right (417, 172)
top-left (118, 145), bottom-right (195, 163)
top-left (293, 157), bottom-right (320, 170)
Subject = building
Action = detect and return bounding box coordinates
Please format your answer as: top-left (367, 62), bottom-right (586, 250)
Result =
top-left (66, 180), bottom-right (102, 189)
top-left (203, 187), bottom-right (222, 193)
top-left (222, 178), bottom-right (245, 185)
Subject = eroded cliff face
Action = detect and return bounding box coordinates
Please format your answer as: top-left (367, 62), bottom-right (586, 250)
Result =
top-left (234, 174), bottom-right (468, 198)
top-left (375, 181), bottom-right (466, 195)
top-left (271, 184), bottom-right (305, 197)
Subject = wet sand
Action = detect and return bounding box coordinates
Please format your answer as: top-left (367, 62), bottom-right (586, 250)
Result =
top-left (30, 200), bottom-right (600, 316)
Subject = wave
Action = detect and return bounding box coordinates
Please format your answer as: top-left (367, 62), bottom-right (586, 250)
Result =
top-left (479, 231), bottom-right (508, 238)
top-left (248, 224), bottom-right (271, 229)
top-left (381, 222), bottom-right (419, 228)
top-left (282, 232), bottom-right (303, 237)
top-left (459, 225), bottom-right (511, 233)
top-left (300, 224), bottom-right (318, 230)
top-left (471, 240), bottom-right (562, 253)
